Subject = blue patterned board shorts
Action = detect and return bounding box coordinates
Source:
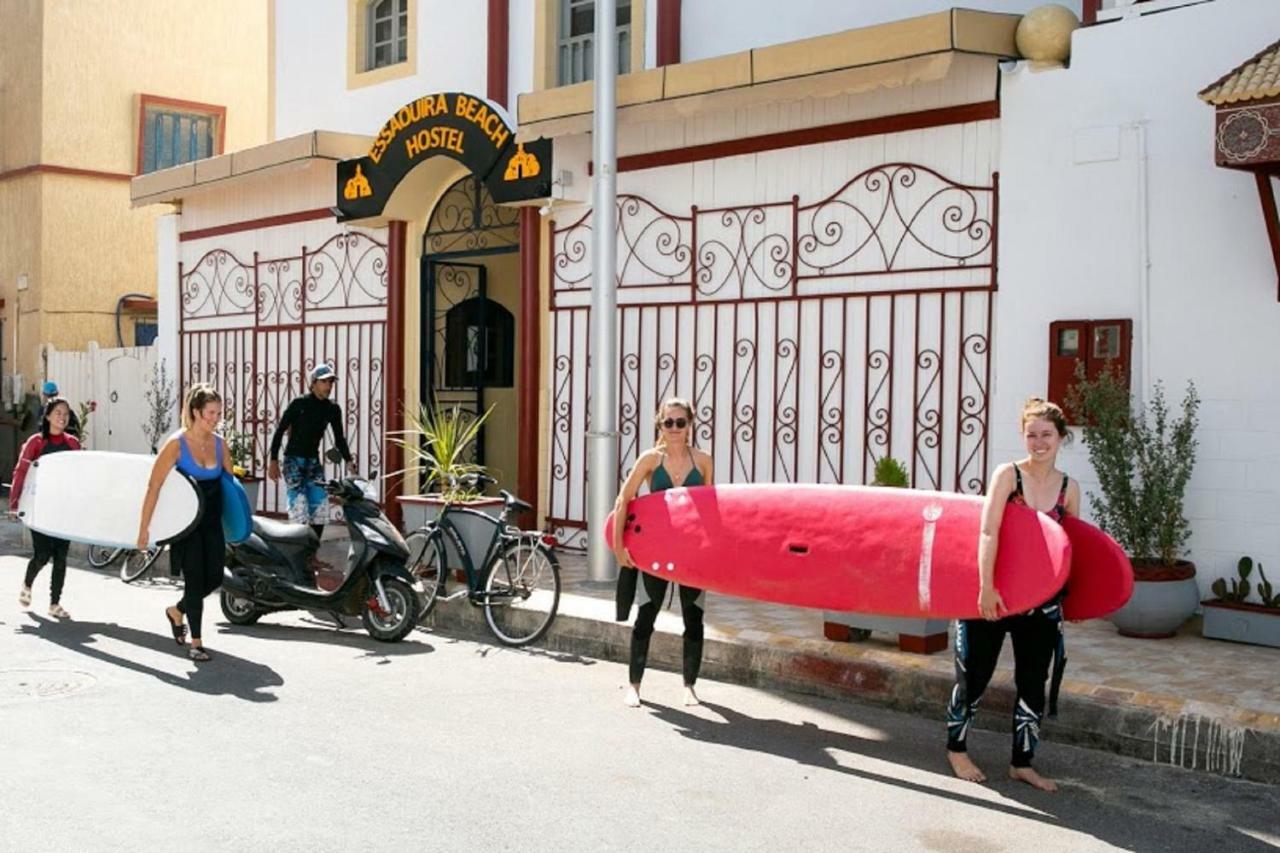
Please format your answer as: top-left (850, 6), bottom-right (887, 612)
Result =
top-left (282, 456), bottom-right (329, 524)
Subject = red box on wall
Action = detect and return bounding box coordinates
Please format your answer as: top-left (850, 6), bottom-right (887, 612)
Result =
top-left (1048, 319), bottom-right (1132, 422)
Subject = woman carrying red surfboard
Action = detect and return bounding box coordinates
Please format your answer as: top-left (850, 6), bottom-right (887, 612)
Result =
top-left (946, 398), bottom-right (1080, 793)
top-left (12, 397), bottom-right (82, 618)
top-left (612, 398), bottom-right (714, 709)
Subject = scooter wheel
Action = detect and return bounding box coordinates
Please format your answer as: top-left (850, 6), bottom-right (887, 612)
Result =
top-left (220, 590), bottom-right (262, 626)
top-left (361, 578), bottom-right (418, 642)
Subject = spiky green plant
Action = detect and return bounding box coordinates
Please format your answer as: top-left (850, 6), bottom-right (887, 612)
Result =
top-left (872, 456), bottom-right (910, 488)
top-left (1254, 561), bottom-right (1279, 609)
top-left (387, 403), bottom-right (494, 500)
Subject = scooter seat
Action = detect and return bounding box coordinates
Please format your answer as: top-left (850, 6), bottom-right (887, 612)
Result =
top-left (252, 516), bottom-right (319, 546)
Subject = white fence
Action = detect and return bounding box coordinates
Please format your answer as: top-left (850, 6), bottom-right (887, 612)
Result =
top-left (43, 343), bottom-right (160, 453)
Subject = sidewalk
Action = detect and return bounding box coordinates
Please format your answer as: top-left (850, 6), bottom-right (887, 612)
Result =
top-left (426, 549), bottom-right (1280, 785)
top-left (5, 517), bottom-right (1276, 783)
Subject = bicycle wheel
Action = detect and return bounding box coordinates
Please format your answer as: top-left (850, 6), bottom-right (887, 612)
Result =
top-left (404, 529), bottom-right (446, 620)
top-left (120, 547), bottom-right (163, 584)
top-left (87, 545), bottom-right (121, 569)
top-left (481, 539), bottom-right (560, 646)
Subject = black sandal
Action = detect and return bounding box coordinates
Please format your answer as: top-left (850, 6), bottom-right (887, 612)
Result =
top-left (165, 609), bottom-right (188, 646)
top-left (188, 646), bottom-right (211, 662)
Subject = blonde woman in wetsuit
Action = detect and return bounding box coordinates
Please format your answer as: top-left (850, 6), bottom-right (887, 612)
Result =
top-left (612, 398), bottom-right (714, 709)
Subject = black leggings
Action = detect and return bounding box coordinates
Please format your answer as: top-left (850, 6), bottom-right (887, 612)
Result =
top-left (25, 531), bottom-right (70, 604)
top-left (629, 571), bottom-right (705, 687)
top-left (172, 480), bottom-right (224, 641)
top-left (946, 603), bottom-right (1063, 767)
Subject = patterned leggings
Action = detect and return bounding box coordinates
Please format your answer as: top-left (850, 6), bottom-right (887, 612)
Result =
top-left (946, 601), bottom-right (1063, 768)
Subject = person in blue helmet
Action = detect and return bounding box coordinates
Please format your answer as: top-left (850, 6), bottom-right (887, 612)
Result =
top-left (40, 381), bottom-right (81, 440)
top-left (267, 363), bottom-right (357, 541)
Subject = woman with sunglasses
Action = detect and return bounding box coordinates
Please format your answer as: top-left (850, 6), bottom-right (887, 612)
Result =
top-left (612, 398), bottom-right (714, 708)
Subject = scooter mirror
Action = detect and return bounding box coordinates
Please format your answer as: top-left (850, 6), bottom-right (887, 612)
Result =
top-left (324, 448), bottom-right (343, 464)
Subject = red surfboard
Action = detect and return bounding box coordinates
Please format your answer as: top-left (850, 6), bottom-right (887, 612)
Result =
top-left (605, 484), bottom-right (1071, 619)
top-left (1059, 516), bottom-right (1134, 620)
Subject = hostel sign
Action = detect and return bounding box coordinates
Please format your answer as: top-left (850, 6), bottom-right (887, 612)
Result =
top-left (336, 91), bottom-right (552, 221)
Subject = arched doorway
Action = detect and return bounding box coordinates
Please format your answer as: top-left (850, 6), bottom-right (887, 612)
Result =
top-left (421, 175), bottom-right (520, 480)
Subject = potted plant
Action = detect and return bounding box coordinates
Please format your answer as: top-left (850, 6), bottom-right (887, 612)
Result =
top-left (1067, 365), bottom-right (1201, 638)
top-left (1202, 557), bottom-right (1280, 648)
top-left (389, 404), bottom-right (500, 570)
top-left (220, 413), bottom-right (261, 512)
top-left (822, 457), bottom-right (950, 654)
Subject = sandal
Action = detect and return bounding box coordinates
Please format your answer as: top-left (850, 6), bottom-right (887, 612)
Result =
top-left (18, 586), bottom-right (31, 607)
top-left (165, 608), bottom-right (188, 645)
top-left (188, 646), bottom-right (211, 662)
top-left (48, 603), bottom-right (71, 619)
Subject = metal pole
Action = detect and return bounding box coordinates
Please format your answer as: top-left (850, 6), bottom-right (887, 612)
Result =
top-left (587, 0), bottom-right (619, 582)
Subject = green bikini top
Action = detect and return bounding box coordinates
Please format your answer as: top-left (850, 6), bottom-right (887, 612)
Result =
top-left (650, 451), bottom-right (704, 492)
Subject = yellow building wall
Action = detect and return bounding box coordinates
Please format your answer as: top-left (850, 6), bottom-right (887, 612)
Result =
top-left (40, 0), bottom-right (269, 174)
top-left (0, 0), bottom-right (269, 391)
top-left (0, 0), bottom-right (43, 170)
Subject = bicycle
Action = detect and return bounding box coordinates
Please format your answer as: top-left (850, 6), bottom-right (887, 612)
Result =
top-left (404, 474), bottom-right (561, 647)
top-left (87, 544), bottom-right (165, 583)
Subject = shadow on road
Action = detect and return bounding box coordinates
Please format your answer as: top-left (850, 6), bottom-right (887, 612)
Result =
top-left (15, 614), bottom-right (283, 703)
top-left (215, 619), bottom-right (434, 664)
top-left (646, 700), bottom-right (1277, 853)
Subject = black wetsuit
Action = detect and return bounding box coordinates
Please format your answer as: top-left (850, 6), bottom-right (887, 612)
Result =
top-left (617, 455), bottom-right (706, 687)
top-left (268, 393), bottom-right (351, 463)
top-left (946, 465), bottom-right (1068, 768)
top-left (170, 436), bottom-right (225, 641)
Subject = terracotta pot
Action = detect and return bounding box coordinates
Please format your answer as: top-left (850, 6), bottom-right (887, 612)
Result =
top-left (1110, 559), bottom-right (1199, 638)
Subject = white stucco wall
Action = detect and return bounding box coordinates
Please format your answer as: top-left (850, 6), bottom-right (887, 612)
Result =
top-left (508, 0), bottom-right (535, 110)
top-left (273, 0), bottom-right (490, 138)
top-left (996, 0), bottom-right (1280, 593)
top-left (679, 0), bottom-right (1049, 62)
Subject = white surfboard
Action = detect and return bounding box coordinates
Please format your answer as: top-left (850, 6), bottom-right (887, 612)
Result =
top-left (16, 450), bottom-right (202, 549)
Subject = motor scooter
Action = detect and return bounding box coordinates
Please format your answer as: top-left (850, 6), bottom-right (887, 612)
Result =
top-left (220, 456), bottom-right (418, 642)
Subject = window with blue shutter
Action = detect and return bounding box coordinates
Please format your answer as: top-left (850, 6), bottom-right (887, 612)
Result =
top-left (139, 103), bottom-right (220, 174)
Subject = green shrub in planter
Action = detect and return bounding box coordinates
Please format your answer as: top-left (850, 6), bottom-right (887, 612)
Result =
top-left (1066, 365), bottom-right (1202, 637)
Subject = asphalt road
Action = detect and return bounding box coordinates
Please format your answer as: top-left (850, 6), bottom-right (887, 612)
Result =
top-left (2, 557), bottom-right (1277, 853)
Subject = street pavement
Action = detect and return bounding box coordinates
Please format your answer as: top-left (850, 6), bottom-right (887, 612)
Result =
top-left (2, 557), bottom-right (1277, 853)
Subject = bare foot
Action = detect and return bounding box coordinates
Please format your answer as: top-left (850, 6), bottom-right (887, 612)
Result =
top-left (166, 605), bottom-right (184, 629)
top-left (682, 686), bottom-right (700, 706)
top-left (623, 685), bottom-right (641, 708)
top-left (1009, 765), bottom-right (1058, 792)
top-left (947, 751), bottom-right (987, 782)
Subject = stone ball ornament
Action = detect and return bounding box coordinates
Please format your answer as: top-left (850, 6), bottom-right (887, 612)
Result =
top-left (1016, 4), bottom-right (1081, 64)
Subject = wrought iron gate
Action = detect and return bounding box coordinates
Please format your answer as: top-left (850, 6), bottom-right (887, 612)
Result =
top-left (547, 163), bottom-right (998, 547)
top-left (178, 231), bottom-right (388, 514)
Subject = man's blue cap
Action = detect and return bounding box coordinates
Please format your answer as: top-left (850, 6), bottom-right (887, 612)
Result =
top-left (309, 363), bottom-right (336, 384)
top-left (41, 381), bottom-right (58, 396)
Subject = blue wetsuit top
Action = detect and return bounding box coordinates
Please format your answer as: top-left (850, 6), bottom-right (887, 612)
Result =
top-left (177, 435), bottom-right (224, 481)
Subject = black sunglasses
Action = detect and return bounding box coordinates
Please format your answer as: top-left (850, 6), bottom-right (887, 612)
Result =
top-left (661, 417), bottom-right (688, 429)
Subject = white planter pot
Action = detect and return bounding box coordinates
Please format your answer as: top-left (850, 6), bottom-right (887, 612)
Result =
top-left (399, 495), bottom-right (505, 572)
top-left (1110, 563), bottom-right (1199, 639)
top-left (1201, 601), bottom-right (1280, 648)
top-left (239, 479), bottom-right (262, 514)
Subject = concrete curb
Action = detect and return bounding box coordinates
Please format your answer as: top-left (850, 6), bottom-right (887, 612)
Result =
top-left (425, 591), bottom-right (1280, 785)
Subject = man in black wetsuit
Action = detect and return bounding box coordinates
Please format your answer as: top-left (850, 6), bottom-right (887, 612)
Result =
top-left (267, 363), bottom-right (356, 540)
